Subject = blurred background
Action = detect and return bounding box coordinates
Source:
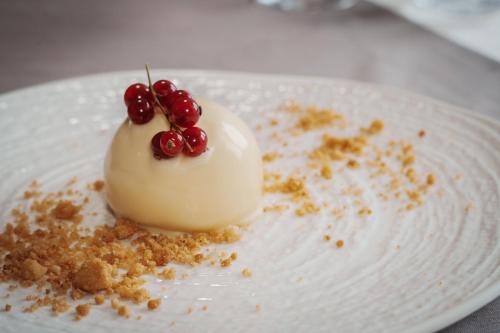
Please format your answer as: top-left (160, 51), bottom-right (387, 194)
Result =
top-left (0, 1), bottom-right (499, 330)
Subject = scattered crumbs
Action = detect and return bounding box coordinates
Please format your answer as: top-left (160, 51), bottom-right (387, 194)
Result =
top-left (396, 244), bottom-right (401, 250)
top-left (262, 152), bottom-right (282, 162)
top-left (406, 190), bottom-right (422, 204)
top-left (73, 259), bottom-right (113, 292)
top-left (147, 298), bottom-right (161, 310)
top-left (263, 204), bottom-right (289, 213)
top-left (465, 203), bottom-right (474, 213)
top-left (75, 303), bottom-right (91, 319)
top-left (362, 119), bottom-right (384, 135)
top-left (255, 124), bottom-right (262, 132)
top-left (270, 118), bottom-right (279, 126)
top-left (21, 259), bottom-right (47, 281)
top-left (170, 321), bottom-right (176, 326)
top-left (202, 305), bottom-right (208, 311)
top-left (187, 307), bottom-right (193, 315)
top-left (117, 305), bottom-right (130, 318)
top-left (71, 289), bottom-right (84, 300)
top-left (418, 130), bottom-right (426, 138)
top-left (136, 315), bottom-right (142, 320)
top-left (327, 224), bottom-right (332, 229)
top-left (336, 240), bottom-right (344, 248)
top-left (295, 201), bottom-right (320, 217)
top-left (159, 268), bottom-right (176, 280)
top-left (323, 234), bottom-right (331, 241)
top-left (4, 304), bottom-right (11, 312)
top-left (50, 200), bottom-right (82, 221)
top-left (30, 180), bottom-right (40, 188)
top-left (111, 298), bottom-right (120, 310)
top-left (427, 174), bottom-right (435, 186)
top-left (358, 207), bottom-right (372, 216)
top-left (320, 164), bottom-right (332, 179)
top-left (92, 180), bottom-right (105, 192)
top-left (406, 203), bottom-right (415, 211)
top-left (95, 295), bottom-right (105, 305)
top-left (23, 190), bottom-right (41, 199)
top-left (346, 159), bottom-right (360, 169)
top-left (242, 268), bottom-right (253, 278)
top-left (220, 258), bottom-right (232, 268)
top-left (289, 105), bottom-right (346, 132)
top-left (256, 304), bottom-right (261, 312)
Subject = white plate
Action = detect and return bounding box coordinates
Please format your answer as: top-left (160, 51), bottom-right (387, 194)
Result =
top-left (0, 70), bottom-right (499, 333)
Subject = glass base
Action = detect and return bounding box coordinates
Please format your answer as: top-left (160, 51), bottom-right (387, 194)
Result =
top-left (414, 0), bottom-right (500, 14)
top-left (255, 0), bottom-right (360, 11)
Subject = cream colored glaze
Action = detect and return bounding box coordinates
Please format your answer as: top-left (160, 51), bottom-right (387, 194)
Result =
top-left (104, 98), bottom-right (263, 232)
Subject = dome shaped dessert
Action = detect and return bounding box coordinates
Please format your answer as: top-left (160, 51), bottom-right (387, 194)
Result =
top-left (104, 98), bottom-right (263, 232)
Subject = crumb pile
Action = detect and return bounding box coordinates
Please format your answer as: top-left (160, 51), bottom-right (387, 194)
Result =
top-left (0, 181), bottom-right (240, 318)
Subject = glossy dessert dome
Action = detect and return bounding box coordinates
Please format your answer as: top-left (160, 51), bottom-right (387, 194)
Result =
top-left (104, 98), bottom-right (263, 232)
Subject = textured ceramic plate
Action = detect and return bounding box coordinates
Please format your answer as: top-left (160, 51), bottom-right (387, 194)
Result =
top-left (0, 70), bottom-right (499, 333)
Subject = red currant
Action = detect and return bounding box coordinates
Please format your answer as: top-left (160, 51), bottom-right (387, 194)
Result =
top-left (182, 127), bottom-right (207, 157)
top-left (160, 130), bottom-right (184, 157)
top-left (151, 131), bottom-right (168, 159)
top-left (159, 89), bottom-right (191, 110)
top-left (153, 80), bottom-right (176, 97)
top-left (127, 99), bottom-right (154, 124)
top-left (170, 98), bottom-right (200, 128)
top-left (124, 83), bottom-right (153, 106)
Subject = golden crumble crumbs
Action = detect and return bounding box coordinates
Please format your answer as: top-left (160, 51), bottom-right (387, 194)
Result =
top-left (147, 298), bottom-right (161, 310)
top-left (50, 200), bottom-right (81, 221)
top-left (73, 259), bottom-right (113, 292)
top-left (289, 105), bottom-right (346, 132)
top-left (346, 159), bottom-right (360, 169)
top-left (0, 180), bottom-right (244, 318)
top-left (23, 191), bottom-right (41, 199)
top-left (220, 258), bottom-right (232, 268)
top-left (263, 204), bottom-right (289, 213)
top-left (202, 305), bottom-right (208, 311)
top-left (111, 298), bottom-right (120, 310)
top-left (242, 268), bottom-right (253, 278)
top-left (426, 174), bottom-right (435, 186)
top-left (336, 240), bottom-right (344, 248)
top-left (418, 130), bottom-right (426, 138)
top-left (262, 152), bottom-right (281, 162)
top-left (320, 164), bottom-right (332, 179)
top-left (117, 305), bottom-right (130, 318)
top-left (5, 304), bottom-right (12, 312)
top-left (295, 201), bottom-right (320, 217)
top-left (323, 235), bottom-right (331, 241)
top-left (256, 304), bottom-right (261, 312)
top-left (95, 295), bottom-right (105, 305)
top-left (21, 259), bottom-right (47, 281)
top-left (75, 303), bottom-right (91, 318)
top-left (92, 180), bottom-right (105, 192)
top-left (358, 207), bottom-right (372, 216)
top-left (159, 268), bottom-right (176, 280)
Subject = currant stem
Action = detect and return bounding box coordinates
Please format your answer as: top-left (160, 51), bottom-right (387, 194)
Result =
top-left (144, 64), bottom-right (194, 153)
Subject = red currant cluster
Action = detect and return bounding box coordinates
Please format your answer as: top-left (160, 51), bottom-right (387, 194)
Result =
top-left (123, 67), bottom-right (208, 158)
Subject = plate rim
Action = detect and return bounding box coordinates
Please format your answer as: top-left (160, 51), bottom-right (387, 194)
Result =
top-left (0, 69), bottom-right (499, 333)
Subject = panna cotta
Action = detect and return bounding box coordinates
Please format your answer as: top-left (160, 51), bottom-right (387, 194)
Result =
top-left (104, 98), bottom-right (263, 232)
